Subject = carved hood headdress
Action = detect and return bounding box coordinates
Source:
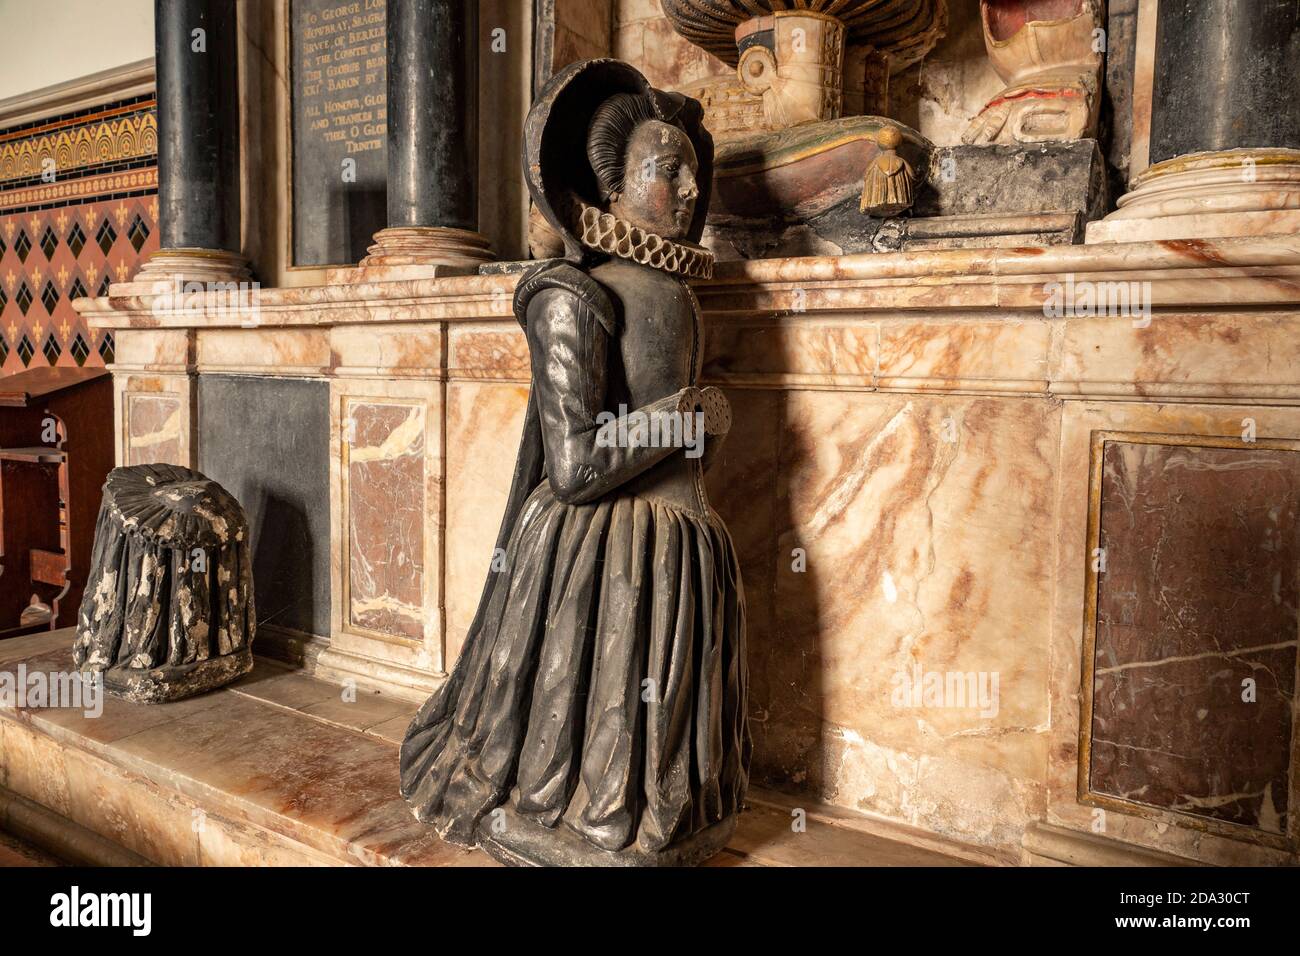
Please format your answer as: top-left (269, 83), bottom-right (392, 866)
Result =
top-left (523, 58), bottom-right (715, 263)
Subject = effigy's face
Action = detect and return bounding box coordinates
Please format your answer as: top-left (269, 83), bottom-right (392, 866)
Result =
top-left (610, 120), bottom-right (699, 240)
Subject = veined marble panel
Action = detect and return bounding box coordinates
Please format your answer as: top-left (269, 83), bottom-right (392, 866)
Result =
top-left (876, 317), bottom-right (1051, 394)
top-left (446, 322), bottom-right (530, 382)
top-left (714, 390), bottom-right (1059, 847)
top-left (345, 400), bottom-right (427, 644)
top-left (325, 378), bottom-right (444, 693)
top-left (112, 328), bottom-right (192, 372)
top-left (125, 392), bottom-right (182, 466)
top-left (1086, 435), bottom-right (1299, 838)
top-left (329, 325), bottom-right (443, 377)
top-left (1050, 403), bottom-right (1300, 866)
top-left (703, 318), bottom-right (878, 389)
top-left (195, 328), bottom-right (331, 375)
top-left (443, 381), bottom-right (530, 666)
top-left (1053, 311), bottom-right (1300, 403)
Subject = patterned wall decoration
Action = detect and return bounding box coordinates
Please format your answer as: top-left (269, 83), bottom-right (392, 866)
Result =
top-left (0, 95), bottom-right (158, 377)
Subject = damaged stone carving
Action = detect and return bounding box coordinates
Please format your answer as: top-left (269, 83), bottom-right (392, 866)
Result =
top-left (73, 463), bottom-right (256, 703)
top-left (962, 0), bottom-right (1104, 146)
top-left (659, 0), bottom-right (943, 258)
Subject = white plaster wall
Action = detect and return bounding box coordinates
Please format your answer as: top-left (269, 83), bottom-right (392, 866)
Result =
top-left (0, 0), bottom-right (153, 101)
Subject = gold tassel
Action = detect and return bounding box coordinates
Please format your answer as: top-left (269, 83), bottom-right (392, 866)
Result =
top-left (861, 125), bottom-right (915, 217)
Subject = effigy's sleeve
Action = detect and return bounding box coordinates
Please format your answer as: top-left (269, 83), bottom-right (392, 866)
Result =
top-left (526, 285), bottom-right (698, 505)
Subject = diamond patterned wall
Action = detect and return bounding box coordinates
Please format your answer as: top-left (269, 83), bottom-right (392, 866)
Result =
top-left (0, 95), bottom-right (157, 376)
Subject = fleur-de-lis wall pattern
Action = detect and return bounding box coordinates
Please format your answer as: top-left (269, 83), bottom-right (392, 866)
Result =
top-left (0, 95), bottom-right (159, 374)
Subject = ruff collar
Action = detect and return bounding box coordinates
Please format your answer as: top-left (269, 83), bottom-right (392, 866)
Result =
top-left (578, 205), bottom-right (714, 280)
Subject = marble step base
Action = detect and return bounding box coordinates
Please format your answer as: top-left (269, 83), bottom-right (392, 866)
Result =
top-left (0, 630), bottom-right (995, 867)
top-left (0, 787), bottom-right (146, 866)
top-left (1022, 822), bottom-right (1200, 867)
top-left (0, 806), bottom-right (66, 866)
top-left (1085, 208), bottom-right (1300, 245)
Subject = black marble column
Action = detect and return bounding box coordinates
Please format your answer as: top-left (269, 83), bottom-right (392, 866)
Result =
top-left (155, 0), bottom-right (241, 253)
top-left (387, 0), bottom-right (479, 232)
top-left (1149, 0), bottom-right (1300, 165)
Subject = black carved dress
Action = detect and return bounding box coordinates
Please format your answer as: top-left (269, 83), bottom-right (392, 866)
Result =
top-left (399, 254), bottom-right (749, 865)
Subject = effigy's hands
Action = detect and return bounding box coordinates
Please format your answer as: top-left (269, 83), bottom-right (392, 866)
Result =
top-left (698, 386), bottom-right (732, 437)
top-left (961, 100), bottom-right (1010, 145)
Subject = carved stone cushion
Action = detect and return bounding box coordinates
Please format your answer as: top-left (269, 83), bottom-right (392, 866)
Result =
top-left (73, 463), bottom-right (256, 703)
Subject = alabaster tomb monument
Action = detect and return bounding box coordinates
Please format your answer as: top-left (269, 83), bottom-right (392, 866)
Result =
top-left (0, 0), bottom-right (1293, 870)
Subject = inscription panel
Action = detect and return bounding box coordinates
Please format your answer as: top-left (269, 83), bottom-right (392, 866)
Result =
top-left (291, 0), bottom-right (387, 266)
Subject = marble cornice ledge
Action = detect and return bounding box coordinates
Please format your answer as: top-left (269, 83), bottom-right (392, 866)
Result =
top-left (77, 236), bottom-right (1300, 330)
top-left (77, 272), bottom-right (520, 330)
top-left (702, 236), bottom-right (1300, 403)
top-left (76, 236), bottom-right (1300, 403)
top-left (697, 235), bottom-right (1300, 314)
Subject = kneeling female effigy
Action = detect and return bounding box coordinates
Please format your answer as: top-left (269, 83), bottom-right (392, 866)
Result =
top-left (399, 59), bottom-right (750, 867)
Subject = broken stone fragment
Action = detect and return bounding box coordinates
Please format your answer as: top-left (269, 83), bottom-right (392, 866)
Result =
top-left (73, 463), bottom-right (256, 704)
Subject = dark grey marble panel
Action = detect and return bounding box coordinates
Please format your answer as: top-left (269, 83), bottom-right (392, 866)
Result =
top-left (198, 375), bottom-right (331, 638)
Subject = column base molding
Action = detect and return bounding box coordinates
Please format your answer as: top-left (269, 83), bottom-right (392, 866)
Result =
top-left (1087, 148), bottom-right (1300, 244)
top-left (116, 247), bottom-right (253, 295)
top-left (352, 225), bottom-right (495, 280)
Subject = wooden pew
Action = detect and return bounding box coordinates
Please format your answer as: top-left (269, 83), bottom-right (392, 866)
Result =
top-left (0, 367), bottom-right (113, 639)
